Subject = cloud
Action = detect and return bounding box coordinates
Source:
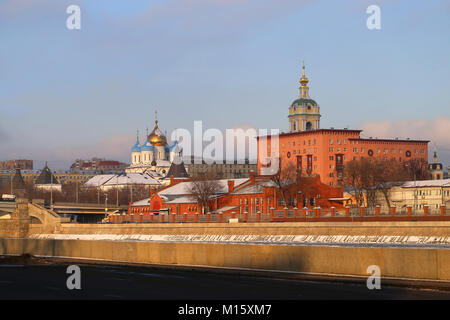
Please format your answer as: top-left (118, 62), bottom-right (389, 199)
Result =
top-left (53, 134), bottom-right (134, 163)
top-left (360, 116), bottom-right (450, 164)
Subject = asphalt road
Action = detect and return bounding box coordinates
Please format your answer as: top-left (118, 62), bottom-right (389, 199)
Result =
top-left (0, 261), bottom-right (450, 300)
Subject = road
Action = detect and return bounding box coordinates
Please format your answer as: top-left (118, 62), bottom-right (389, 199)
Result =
top-left (0, 261), bottom-right (449, 300)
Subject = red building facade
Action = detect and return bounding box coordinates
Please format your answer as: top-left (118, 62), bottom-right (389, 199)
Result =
top-left (128, 172), bottom-right (343, 216)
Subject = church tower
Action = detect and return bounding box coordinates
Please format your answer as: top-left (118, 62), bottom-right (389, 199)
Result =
top-left (288, 63), bottom-right (321, 132)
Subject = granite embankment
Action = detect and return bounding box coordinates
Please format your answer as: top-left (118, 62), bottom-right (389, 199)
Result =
top-left (1, 199), bottom-right (450, 283)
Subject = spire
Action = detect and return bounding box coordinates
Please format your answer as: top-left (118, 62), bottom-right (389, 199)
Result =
top-left (299, 61), bottom-right (310, 98)
top-left (155, 110), bottom-right (158, 126)
top-left (136, 129), bottom-right (140, 142)
top-left (433, 144), bottom-right (438, 163)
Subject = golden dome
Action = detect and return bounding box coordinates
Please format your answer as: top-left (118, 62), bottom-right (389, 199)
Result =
top-left (148, 120), bottom-right (167, 146)
top-left (299, 62), bottom-right (309, 87)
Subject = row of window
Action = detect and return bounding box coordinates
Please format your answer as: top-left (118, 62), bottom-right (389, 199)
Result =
top-left (414, 190), bottom-right (450, 196)
top-left (282, 139), bottom-right (317, 148)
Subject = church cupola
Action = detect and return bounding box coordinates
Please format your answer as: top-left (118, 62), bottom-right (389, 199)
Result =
top-left (288, 62), bottom-right (321, 132)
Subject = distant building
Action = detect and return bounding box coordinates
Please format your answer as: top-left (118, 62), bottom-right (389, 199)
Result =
top-left (373, 179), bottom-right (450, 213)
top-left (0, 159), bottom-right (33, 170)
top-left (34, 163), bottom-right (62, 191)
top-left (184, 158), bottom-right (257, 179)
top-left (70, 158), bottom-right (128, 174)
top-left (428, 151), bottom-right (444, 180)
top-left (127, 116), bottom-right (182, 176)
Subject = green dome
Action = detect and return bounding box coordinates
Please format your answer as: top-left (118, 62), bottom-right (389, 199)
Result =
top-left (291, 98), bottom-right (318, 107)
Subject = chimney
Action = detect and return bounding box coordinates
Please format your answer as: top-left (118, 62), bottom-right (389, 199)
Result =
top-left (170, 175), bottom-right (175, 185)
top-left (227, 180), bottom-right (234, 193)
top-left (249, 170), bottom-right (255, 183)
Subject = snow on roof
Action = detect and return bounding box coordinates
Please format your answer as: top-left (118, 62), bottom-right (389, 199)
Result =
top-left (84, 173), bottom-right (161, 187)
top-left (402, 179), bottom-right (450, 188)
top-left (84, 174), bottom-right (116, 187)
top-left (232, 180), bottom-right (276, 195)
top-left (102, 173), bottom-right (160, 186)
top-left (131, 198), bottom-right (150, 206)
top-left (158, 178), bottom-right (248, 196)
top-left (165, 196), bottom-right (196, 204)
top-left (211, 205), bottom-right (239, 213)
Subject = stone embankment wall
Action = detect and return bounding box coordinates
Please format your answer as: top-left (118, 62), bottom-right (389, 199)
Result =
top-left (1, 238), bottom-right (450, 281)
top-left (29, 221), bottom-right (450, 237)
top-left (2, 200), bottom-right (450, 282)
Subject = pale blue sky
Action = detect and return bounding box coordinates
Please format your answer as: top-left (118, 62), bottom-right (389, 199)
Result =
top-left (1, 0), bottom-right (449, 170)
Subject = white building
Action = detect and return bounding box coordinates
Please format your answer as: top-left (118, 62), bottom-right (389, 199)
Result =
top-left (375, 179), bottom-right (450, 213)
top-left (126, 117), bottom-right (182, 177)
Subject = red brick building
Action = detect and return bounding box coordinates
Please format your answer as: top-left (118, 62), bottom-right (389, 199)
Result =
top-left (258, 129), bottom-right (428, 187)
top-left (128, 171), bottom-right (343, 216)
top-left (258, 64), bottom-right (429, 186)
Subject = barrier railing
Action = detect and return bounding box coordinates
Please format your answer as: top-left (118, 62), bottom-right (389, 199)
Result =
top-left (106, 205), bottom-right (450, 223)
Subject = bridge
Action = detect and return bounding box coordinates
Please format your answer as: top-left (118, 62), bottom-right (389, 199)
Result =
top-left (1, 200), bottom-right (128, 224)
top-left (51, 202), bottom-right (128, 223)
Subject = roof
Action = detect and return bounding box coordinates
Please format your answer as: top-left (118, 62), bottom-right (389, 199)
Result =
top-left (131, 198), bottom-right (150, 206)
top-left (12, 169), bottom-right (25, 189)
top-left (231, 179), bottom-right (276, 195)
top-left (35, 165), bottom-right (59, 184)
top-left (84, 173), bottom-right (160, 187)
top-left (102, 173), bottom-right (160, 186)
top-left (131, 139), bottom-right (141, 153)
top-left (140, 140), bottom-right (154, 152)
top-left (258, 128), bottom-right (362, 139)
top-left (84, 174), bottom-right (116, 187)
top-left (401, 179), bottom-right (450, 188)
top-left (211, 205), bottom-right (239, 213)
top-left (165, 196), bottom-right (196, 204)
top-left (349, 138), bottom-right (429, 143)
top-left (159, 178), bottom-right (248, 197)
top-left (291, 98), bottom-right (318, 107)
top-left (165, 161), bottom-right (189, 178)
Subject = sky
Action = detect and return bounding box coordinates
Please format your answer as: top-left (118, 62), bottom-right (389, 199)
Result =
top-left (0, 0), bottom-right (449, 170)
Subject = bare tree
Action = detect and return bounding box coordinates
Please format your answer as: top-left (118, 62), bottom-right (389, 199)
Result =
top-left (343, 158), bottom-right (412, 209)
top-left (270, 162), bottom-right (299, 207)
top-left (343, 159), bottom-right (365, 206)
top-left (404, 158), bottom-right (429, 180)
top-left (185, 172), bottom-right (222, 213)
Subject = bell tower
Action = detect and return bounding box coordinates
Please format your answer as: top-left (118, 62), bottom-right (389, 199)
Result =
top-left (288, 63), bottom-right (321, 132)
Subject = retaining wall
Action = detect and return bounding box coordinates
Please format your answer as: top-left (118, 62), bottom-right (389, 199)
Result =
top-left (1, 238), bottom-right (449, 281)
top-left (28, 221), bottom-right (450, 237)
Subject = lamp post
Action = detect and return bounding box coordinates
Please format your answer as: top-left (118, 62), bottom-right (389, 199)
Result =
top-left (105, 193), bottom-right (108, 214)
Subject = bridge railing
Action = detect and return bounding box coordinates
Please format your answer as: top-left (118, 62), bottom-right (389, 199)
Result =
top-left (105, 204), bottom-right (450, 224)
